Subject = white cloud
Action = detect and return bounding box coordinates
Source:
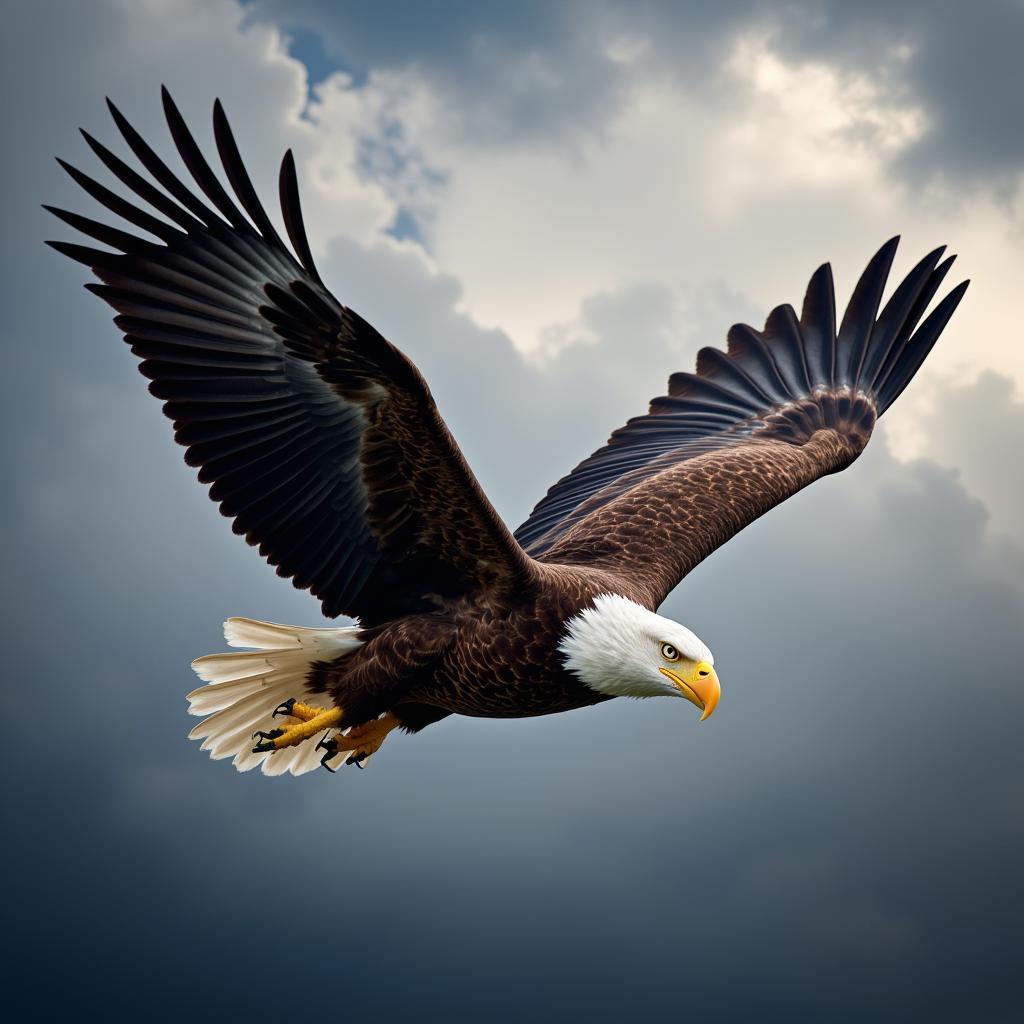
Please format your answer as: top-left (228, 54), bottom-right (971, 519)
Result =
top-left (714, 35), bottom-right (927, 202)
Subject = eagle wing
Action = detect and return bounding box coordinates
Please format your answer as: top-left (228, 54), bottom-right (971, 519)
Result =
top-left (47, 89), bottom-right (534, 623)
top-left (516, 240), bottom-right (968, 609)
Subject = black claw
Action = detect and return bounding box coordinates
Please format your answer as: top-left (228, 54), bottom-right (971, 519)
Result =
top-left (251, 728), bottom-right (284, 754)
top-left (272, 698), bottom-right (297, 719)
top-left (315, 734), bottom-right (338, 754)
top-left (345, 753), bottom-right (366, 767)
top-left (319, 750), bottom-right (338, 773)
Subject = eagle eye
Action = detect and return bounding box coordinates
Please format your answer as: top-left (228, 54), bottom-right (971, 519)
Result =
top-left (660, 642), bottom-right (680, 662)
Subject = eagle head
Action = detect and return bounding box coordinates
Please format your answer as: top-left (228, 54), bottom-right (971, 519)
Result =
top-left (559, 593), bottom-right (720, 720)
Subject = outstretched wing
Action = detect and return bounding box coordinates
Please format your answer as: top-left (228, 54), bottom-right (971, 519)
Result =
top-left (516, 239), bottom-right (968, 609)
top-left (47, 88), bottom-right (534, 624)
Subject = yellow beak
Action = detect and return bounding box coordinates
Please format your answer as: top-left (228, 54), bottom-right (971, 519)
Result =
top-left (659, 662), bottom-right (721, 721)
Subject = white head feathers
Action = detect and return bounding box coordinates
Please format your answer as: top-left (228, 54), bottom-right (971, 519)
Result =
top-left (559, 593), bottom-right (713, 699)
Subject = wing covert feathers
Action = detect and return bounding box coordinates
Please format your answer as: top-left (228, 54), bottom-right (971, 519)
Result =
top-left (516, 238), bottom-right (968, 574)
top-left (47, 90), bottom-right (533, 622)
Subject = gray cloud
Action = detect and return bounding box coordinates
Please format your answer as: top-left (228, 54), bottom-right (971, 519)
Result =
top-left (761, 0), bottom-right (1024, 189)
top-left (248, 0), bottom-right (1024, 188)
top-left (246, 0), bottom-right (630, 145)
top-left (4, 3), bottom-right (1022, 1021)
top-left (915, 369), bottom-right (1024, 543)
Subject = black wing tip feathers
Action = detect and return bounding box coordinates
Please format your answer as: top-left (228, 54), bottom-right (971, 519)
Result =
top-left (790, 237), bottom-right (965, 410)
top-left (52, 87), bottom-right (325, 279)
top-left (943, 277), bottom-right (971, 304)
top-left (655, 237), bottom-right (964, 496)
top-left (870, 234), bottom-right (901, 268)
top-left (278, 148), bottom-right (324, 284)
top-left (105, 94), bottom-right (129, 127)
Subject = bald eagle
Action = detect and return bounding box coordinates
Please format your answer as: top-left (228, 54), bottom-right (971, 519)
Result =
top-left (47, 90), bottom-right (968, 776)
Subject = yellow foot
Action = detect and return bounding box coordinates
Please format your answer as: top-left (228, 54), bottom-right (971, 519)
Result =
top-left (271, 697), bottom-right (329, 722)
top-left (252, 707), bottom-right (343, 754)
top-left (316, 713), bottom-right (400, 772)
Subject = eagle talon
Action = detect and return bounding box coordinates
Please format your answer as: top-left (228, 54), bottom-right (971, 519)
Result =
top-left (320, 750), bottom-right (339, 773)
top-left (251, 728), bottom-right (285, 754)
top-left (316, 734), bottom-right (338, 754)
top-left (272, 698), bottom-right (296, 719)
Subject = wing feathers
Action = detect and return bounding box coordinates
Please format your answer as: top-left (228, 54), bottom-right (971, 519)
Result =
top-left (50, 90), bottom-right (532, 620)
top-left (798, 263), bottom-right (837, 386)
top-left (44, 205), bottom-right (154, 255)
top-left (516, 238), bottom-right (967, 560)
top-left (56, 158), bottom-right (181, 244)
top-left (278, 149), bottom-right (323, 285)
top-left (160, 87), bottom-right (250, 232)
top-left (212, 99), bottom-right (286, 248)
top-left (855, 245), bottom-right (945, 392)
top-left (106, 96), bottom-right (220, 226)
top-left (725, 323), bottom-right (792, 404)
top-left (695, 347), bottom-right (779, 408)
top-left (835, 235), bottom-right (898, 387)
top-left (874, 254), bottom-right (956, 409)
top-left (877, 278), bottom-right (969, 411)
top-left (762, 303), bottom-right (812, 395)
top-left (79, 127), bottom-right (204, 233)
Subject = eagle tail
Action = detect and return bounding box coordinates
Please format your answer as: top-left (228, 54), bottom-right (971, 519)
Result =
top-left (186, 617), bottom-right (362, 777)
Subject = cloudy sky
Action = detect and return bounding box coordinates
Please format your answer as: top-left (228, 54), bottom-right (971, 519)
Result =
top-left (3, 1), bottom-right (1022, 1020)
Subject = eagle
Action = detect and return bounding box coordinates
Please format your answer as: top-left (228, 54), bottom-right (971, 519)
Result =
top-left (47, 89), bottom-right (968, 776)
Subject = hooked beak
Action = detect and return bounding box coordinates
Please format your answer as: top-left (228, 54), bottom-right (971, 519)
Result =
top-left (659, 662), bottom-right (721, 721)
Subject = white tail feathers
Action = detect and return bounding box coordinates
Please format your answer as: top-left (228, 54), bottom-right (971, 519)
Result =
top-left (187, 617), bottom-right (362, 776)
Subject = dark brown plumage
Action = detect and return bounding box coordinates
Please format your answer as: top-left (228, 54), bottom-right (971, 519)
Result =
top-left (47, 91), bottom-right (968, 774)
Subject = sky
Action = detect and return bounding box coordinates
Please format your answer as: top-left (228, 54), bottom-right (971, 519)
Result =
top-left (2, 1), bottom-right (1022, 1020)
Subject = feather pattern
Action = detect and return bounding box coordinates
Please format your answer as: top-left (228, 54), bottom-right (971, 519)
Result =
top-left (517, 238), bottom-right (968, 605)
